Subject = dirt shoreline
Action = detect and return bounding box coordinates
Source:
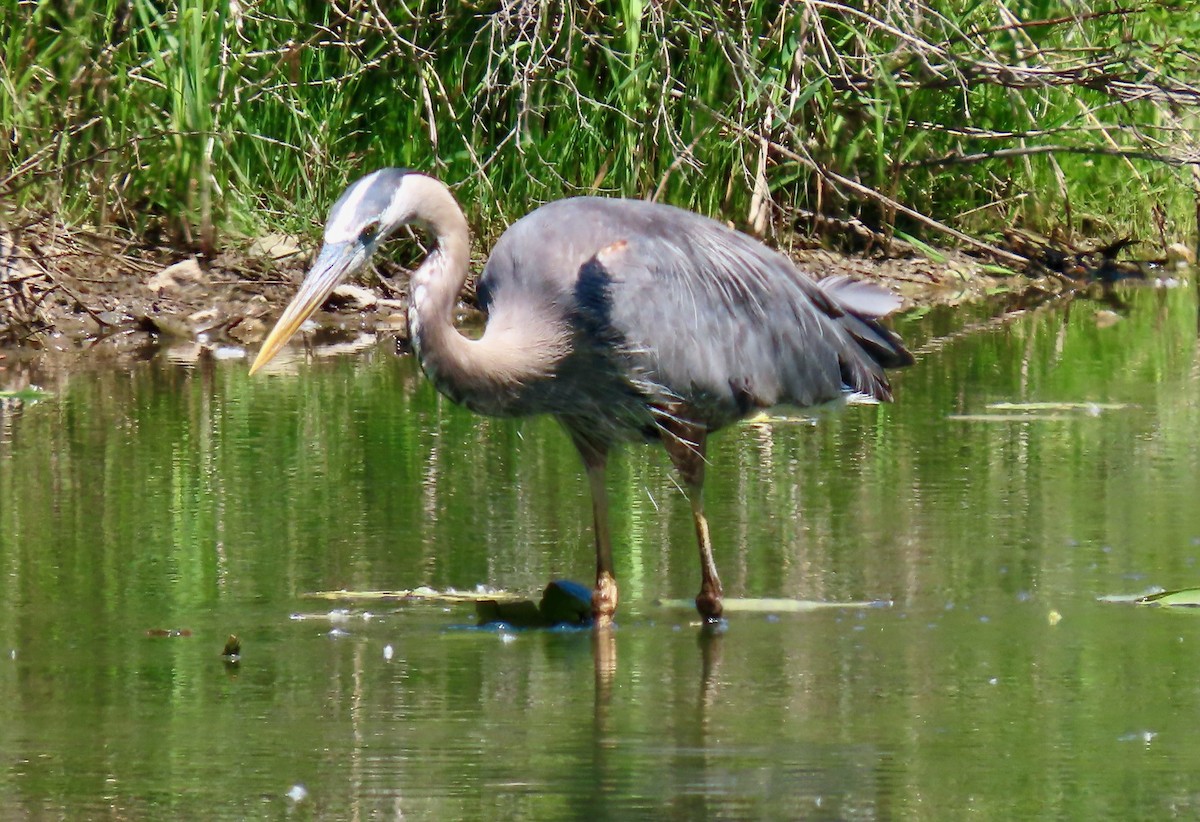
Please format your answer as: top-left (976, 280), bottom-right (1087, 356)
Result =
top-left (0, 226), bottom-right (1126, 392)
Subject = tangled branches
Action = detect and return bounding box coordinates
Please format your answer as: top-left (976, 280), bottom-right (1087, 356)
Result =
top-left (1, 0), bottom-right (1197, 261)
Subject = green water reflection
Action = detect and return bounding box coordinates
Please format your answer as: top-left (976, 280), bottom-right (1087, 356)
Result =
top-left (1, 284), bottom-right (1199, 818)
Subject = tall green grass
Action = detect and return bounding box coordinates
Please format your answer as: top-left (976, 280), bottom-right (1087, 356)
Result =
top-left (1, 1), bottom-right (1197, 254)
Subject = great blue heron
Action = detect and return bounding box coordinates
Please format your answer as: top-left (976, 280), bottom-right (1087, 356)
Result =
top-left (250, 169), bottom-right (913, 627)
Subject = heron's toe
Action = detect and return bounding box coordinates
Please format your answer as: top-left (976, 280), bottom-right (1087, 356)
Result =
top-left (695, 589), bottom-right (724, 622)
top-left (592, 572), bottom-right (619, 629)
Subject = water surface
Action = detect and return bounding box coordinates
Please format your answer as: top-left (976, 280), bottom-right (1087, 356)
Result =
top-left (2, 284), bottom-right (1199, 818)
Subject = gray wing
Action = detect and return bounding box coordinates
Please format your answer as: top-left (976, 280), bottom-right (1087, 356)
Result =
top-left (481, 197), bottom-right (911, 422)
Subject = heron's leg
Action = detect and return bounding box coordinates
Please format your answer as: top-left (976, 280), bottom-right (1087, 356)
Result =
top-left (661, 422), bottom-right (723, 622)
top-left (569, 431), bottom-right (619, 628)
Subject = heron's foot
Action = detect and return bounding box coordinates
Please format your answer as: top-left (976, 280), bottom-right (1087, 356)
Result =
top-left (592, 571), bottom-right (619, 629)
top-left (695, 587), bottom-right (724, 623)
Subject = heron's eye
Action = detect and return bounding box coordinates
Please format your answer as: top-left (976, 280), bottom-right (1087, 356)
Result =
top-left (359, 222), bottom-right (380, 245)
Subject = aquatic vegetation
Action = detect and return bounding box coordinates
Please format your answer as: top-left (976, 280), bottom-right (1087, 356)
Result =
top-left (1, 1), bottom-right (1196, 254)
top-left (1099, 587), bottom-right (1200, 607)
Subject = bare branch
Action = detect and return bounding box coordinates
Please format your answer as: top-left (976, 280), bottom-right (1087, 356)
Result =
top-left (905, 144), bottom-right (1200, 170)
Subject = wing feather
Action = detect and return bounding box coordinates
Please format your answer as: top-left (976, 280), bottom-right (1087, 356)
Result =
top-left (483, 197), bottom-right (911, 426)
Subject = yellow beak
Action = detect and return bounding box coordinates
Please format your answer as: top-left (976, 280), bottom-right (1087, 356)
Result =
top-left (249, 242), bottom-right (363, 375)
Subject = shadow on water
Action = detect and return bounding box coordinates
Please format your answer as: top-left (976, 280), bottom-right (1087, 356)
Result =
top-left (0, 279), bottom-right (1199, 816)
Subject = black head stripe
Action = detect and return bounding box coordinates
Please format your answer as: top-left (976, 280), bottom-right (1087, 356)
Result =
top-left (326, 168), bottom-right (414, 234)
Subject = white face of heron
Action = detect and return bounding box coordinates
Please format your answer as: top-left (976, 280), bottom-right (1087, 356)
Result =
top-left (323, 168), bottom-right (418, 246)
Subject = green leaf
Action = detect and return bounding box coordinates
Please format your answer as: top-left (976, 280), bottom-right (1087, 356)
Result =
top-left (980, 264), bottom-right (1018, 276)
top-left (1097, 588), bottom-right (1200, 608)
top-left (894, 229), bottom-right (948, 263)
top-left (1097, 589), bottom-right (1163, 604)
top-left (1136, 588), bottom-right (1200, 608)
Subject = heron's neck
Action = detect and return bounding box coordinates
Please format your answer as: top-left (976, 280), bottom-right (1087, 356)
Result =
top-left (406, 182), bottom-right (567, 413)
top-left (407, 224), bottom-right (470, 378)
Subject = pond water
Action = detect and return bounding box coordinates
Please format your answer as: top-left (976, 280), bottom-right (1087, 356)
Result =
top-left (1, 282), bottom-right (1199, 818)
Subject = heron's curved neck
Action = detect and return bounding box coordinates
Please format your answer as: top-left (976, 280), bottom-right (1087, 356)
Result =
top-left (405, 177), bottom-right (566, 412)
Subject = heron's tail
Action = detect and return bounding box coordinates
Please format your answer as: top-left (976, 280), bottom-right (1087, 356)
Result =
top-left (817, 275), bottom-right (915, 400)
top-left (838, 313), bottom-right (914, 370)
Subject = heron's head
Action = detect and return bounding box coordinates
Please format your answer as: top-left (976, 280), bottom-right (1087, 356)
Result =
top-left (250, 168), bottom-right (423, 374)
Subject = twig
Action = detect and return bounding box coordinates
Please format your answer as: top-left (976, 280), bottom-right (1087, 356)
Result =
top-left (955, 7), bottom-right (1143, 43)
top-left (904, 144), bottom-right (1197, 170)
top-left (22, 239), bottom-right (113, 327)
top-left (687, 95), bottom-right (1030, 266)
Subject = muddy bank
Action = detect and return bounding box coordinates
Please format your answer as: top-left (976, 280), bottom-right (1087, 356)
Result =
top-left (0, 223), bottom-right (1187, 391)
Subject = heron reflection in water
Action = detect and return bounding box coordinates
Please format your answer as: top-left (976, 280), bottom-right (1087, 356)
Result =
top-left (250, 170), bottom-right (913, 627)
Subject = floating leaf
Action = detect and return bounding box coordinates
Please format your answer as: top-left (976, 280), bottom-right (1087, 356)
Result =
top-left (1136, 587), bottom-right (1200, 608)
top-left (303, 587), bottom-right (525, 603)
top-left (951, 401), bottom-right (1132, 423)
top-left (986, 401), bottom-right (1130, 412)
top-left (947, 414), bottom-right (1073, 423)
top-left (656, 597), bottom-right (891, 613)
top-left (1094, 587), bottom-right (1200, 607)
top-left (1097, 588), bottom-right (1164, 604)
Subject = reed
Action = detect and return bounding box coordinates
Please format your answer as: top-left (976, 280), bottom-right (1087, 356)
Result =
top-left (1, 1), bottom-right (1196, 255)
